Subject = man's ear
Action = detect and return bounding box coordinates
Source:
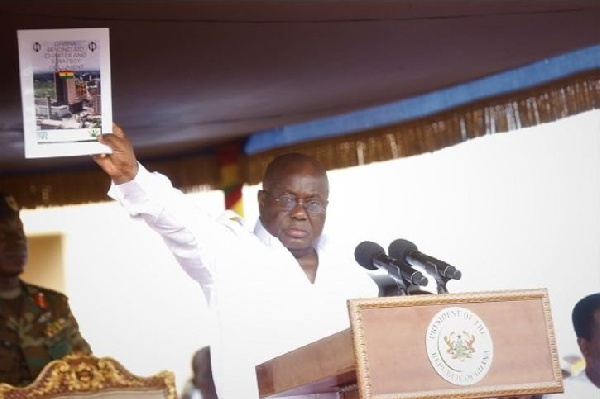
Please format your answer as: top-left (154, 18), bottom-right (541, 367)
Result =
top-left (577, 337), bottom-right (590, 358)
top-left (257, 190), bottom-right (266, 213)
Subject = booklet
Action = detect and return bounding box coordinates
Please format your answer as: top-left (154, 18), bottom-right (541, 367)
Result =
top-left (17, 28), bottom-right (112, 158)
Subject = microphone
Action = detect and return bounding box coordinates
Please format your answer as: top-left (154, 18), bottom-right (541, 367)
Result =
top-left (388, 239), bottom-right (462, 280)
top-left (354, 241), bottom-right (428, 286)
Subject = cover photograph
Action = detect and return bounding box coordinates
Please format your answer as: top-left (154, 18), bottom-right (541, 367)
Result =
top-left (17, 28), bottom-right (112, 158)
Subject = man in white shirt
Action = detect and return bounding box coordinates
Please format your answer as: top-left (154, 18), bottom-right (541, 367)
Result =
top-left (545, 292), bottom-right (600, 397)
top-left (93, 125), bottom-right (378, 399)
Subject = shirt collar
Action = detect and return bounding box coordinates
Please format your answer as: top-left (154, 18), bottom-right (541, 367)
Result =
top-left (253, 218), bottom-right (276, 246)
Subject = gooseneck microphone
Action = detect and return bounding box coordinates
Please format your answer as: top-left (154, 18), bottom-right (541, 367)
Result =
top-left (354, 241), bottom-right (428, 286)
top-left (388, 239), bottom-right (462, 280)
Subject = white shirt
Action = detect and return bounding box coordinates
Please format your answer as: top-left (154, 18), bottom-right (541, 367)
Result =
top-left (181, 381), bottom-right (204, 399)
top-left (109, 165), bottom-right (379, 399)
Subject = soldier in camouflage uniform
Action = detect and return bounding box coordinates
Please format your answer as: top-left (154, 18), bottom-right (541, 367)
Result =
top-left (0, 191), bottom-right (91, 386)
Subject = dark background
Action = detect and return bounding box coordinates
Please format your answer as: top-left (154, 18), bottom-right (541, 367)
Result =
top-left (1, 1), bottom-right (599, 174)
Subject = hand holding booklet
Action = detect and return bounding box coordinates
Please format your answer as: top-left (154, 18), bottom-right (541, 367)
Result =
top-left (17, 28), bottom-right (113, 158)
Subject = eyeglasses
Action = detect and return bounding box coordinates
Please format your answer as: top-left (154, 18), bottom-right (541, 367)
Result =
top-left (262, 191), bottom-right (328, 215)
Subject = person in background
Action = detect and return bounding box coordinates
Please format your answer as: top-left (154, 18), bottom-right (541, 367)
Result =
top-left (0, 192), bottom-right (92, 386)
top-left (546, 292), bottom-right (600, 397)
top-left (181, 346), bottom-right (217, 399)
top-left (93, 124), bottom-right (378, 398)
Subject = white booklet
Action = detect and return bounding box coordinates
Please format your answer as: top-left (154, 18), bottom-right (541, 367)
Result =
top-left (17, 28), bottom-right (112, 158)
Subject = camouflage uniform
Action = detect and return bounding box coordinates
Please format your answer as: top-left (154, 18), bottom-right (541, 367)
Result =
top-left (0, 280), bottom-right (91, 386)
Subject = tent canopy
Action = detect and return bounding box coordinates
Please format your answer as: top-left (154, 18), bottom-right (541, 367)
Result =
top-left (0, 1), bottom-right (599, 206)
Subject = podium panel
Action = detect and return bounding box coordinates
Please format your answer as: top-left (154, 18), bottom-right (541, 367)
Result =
top-left (349, 289), bottom-right (563, 398)
top-left (256, 289), bottom-right (563, 399)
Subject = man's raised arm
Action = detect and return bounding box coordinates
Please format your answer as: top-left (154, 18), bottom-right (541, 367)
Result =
top-left (92, 123), bottom-right (139, 184)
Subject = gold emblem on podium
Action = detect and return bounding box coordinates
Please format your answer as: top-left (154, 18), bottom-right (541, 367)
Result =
top-left (426, 307), bottom-right (494, 385)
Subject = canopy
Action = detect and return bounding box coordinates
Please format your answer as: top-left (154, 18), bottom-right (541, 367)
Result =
top-left (0, 1), bottom-right (598, 207)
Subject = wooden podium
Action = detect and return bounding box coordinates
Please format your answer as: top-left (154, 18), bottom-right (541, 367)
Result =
top-left (256, 289), bottom-right (564, 398)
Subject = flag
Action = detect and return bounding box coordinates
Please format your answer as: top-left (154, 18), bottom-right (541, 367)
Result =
top-left (217, 143), bottom-right (244, 216)
top-left (57, 71), bottom-right (75, 78)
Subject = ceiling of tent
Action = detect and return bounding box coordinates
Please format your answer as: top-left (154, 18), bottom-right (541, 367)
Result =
top-left (1, 1), bottom-right (599, 175)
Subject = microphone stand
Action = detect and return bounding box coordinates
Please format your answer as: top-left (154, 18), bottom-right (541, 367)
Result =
top-left (380, 266), bottom-right (432, 297)
top-left (393, 264), bottom-right (410, 295)
top-left (377, 267), bottom-right (409, 297)
top-left (392, 282), bottom-right (409, 296)
top-left (387, 267), bottom-right (409, 296)
top-left (432, 273), bottom-right (451, 294)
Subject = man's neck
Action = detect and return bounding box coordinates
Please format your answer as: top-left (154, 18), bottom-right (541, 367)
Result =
top-left (294, 249), bottom-right (319, 284)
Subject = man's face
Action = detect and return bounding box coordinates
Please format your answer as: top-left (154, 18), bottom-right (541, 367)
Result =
top-left (580, 309), bottom-right (600, 373)
top-left (259, 171), bottom-right (328, 257)
top-left (0, 216), bottom-right (28, 278)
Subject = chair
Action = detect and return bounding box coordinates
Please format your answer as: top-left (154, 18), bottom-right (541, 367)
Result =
top-left (0, 354), bottom-right (176, 399)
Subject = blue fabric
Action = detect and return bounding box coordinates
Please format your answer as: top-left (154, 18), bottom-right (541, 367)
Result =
top-left (245, 44), bottom-right (600, 155)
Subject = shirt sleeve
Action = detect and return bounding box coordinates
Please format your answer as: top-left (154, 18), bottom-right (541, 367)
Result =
top-left (107, 164), bottom-right (233, 301)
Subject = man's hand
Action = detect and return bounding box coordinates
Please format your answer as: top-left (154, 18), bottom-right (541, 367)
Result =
top-left (93, 123), bottom-right (139, 184)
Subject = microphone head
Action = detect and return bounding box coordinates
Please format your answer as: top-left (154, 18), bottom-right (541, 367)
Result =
top-left (354, 241), bottom-right (385, 270)
top-left (388, 238), bottom-right (417, 260)
top-left (451, 269), bottom-right (462, 280)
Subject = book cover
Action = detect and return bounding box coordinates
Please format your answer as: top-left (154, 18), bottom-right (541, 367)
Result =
top-left (17, 28), bottom-right (112, 158)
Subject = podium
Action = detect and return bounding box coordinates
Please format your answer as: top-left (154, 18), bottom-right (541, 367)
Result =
top-left (256, 289), bottom-right (564, 398)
